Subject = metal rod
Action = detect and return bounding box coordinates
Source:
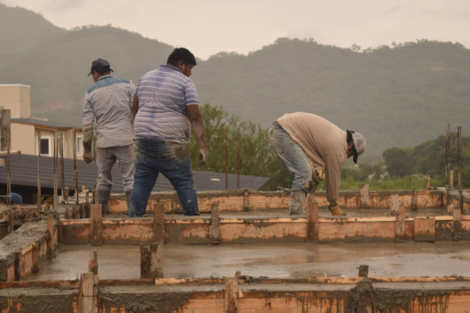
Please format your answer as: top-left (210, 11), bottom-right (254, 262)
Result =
top-left (37, 131), bottom-right (42, 209)
top-left (458, 126), bottom-right (462, 188)
top-left (53, 131), bottom-right (58, 210)
top-left (237, 127), bottom-right (240, 189)
top-left (225, 129), bottom-right (229, 190)
top-left (73, 130), bottom-right (79, 205)
top-left (447, 124), bottom-right (451, 188)
top-left (60, 130), bottom-right (65, 200)
top-left (6, 126), bottom-right (10, 205)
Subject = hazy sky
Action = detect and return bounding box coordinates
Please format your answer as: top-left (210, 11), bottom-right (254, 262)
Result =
top-left (2, 0), bottom-right (470, 59)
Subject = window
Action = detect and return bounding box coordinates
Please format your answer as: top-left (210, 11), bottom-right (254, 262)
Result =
top-left (39, 138), bottom-right (50, 156)
top-left (76, 136), bottom-right (83, 155)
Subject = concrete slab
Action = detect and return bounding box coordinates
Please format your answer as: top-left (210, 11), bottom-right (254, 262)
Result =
top-left (24, 242), bottom-right (470, 281)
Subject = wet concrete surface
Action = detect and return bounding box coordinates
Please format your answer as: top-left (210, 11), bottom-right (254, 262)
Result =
top-left (25, 241), bottom-right (470, 281)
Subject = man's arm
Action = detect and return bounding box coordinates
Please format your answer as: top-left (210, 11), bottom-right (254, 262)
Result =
top-left (324, 154), bottom-right (342, 207)
top-left (82, 94), bottom-right (94, 163)
top-left (131, 95), bottom-right (139, 122)
top-left (187, 104), bottom-right (207, 165)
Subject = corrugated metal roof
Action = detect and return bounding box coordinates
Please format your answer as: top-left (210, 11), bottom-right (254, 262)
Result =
top-left (0, 154), bottom-right (269, 192)
top-left (11, 118), bottom-right (82, 129)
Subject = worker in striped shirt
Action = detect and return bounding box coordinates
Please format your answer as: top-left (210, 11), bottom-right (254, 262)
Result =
top-left (129, 48), bottom-right (208, 217)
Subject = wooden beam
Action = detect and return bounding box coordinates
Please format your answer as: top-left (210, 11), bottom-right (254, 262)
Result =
top-left (225, 276), bottom-right (238, 313)
top-left (411, 188), bottom-right (418, 211)
top-left (31, 243), bottom-right (39, 273)
top-left (153, 202), bottom-right (164, 243)
top-left (390, 194), bottom-right (399, 215)
top-left (140, 243), bottom-right (164, 278)
top-left (307, 200), bottom-right (319, 242)
top-left (395, 206), bottom-right (406, 243)
top-left (414, 217), bottom-right (435, 242)
top-left (78, 272), bottom-right (99, 313)
top-left (360, 184), bottom-right (370, 208)
top-left (211, 202), bottom-right (220, 244)
top-left (90, 204), bottom-right (102, 246)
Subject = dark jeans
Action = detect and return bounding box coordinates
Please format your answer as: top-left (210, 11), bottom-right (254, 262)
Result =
top-left (129, 139), bottom-right (199, 217)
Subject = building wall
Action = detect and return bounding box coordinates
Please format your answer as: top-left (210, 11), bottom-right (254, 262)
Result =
top-left (11, 123), bottom-right (35, 155)
top-left (0, 85), bottom-right (31, 118)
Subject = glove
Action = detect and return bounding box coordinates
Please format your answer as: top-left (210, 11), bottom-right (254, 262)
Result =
top-left (313, 168), bottom-right (325, 183)
top-left (328, 205), bottom-right (343, 216)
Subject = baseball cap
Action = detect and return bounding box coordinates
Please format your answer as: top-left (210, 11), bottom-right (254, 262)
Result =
top-left (88, 58), bottom-right (113, 76)
top-left (351, 132), bottom-right (366, 164)
top-left (1, 193), bottom-right (23, 205)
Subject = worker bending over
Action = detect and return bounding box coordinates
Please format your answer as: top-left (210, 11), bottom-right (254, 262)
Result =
top-left (268, 113), bottom-right (366, 216)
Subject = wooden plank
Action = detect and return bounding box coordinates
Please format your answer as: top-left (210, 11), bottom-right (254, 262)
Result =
top-left (395, 206), bottom-right (406, 242)
top-left (90, 204), bottom-right (102, 246)
top-left (414, 217), bottom-right (435, 242)
top-left (243, 190), bottom-right (250, 211)
top-left (307, 200), bottom-right (319, 242)
top-left (140, 243), bottom-right (163, 278)
top-left (31, 243), bottom-right (39, 273)
top-left (390, 194), bottom-right (399, 215)
top-left (225, 277), bottom-right (238, 313)
top-left (78, 272), bottom-right (99, 313)
top-left (411, 188), bottom-right (418, 210)
top-left (360, 184), bottom-right (370, 208)
top-left (211, 203), bottom-right (220, 244)
top-left (153, 202), bottom-right (165, 243)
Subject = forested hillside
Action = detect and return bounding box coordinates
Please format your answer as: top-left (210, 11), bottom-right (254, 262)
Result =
top-left (1, 3), bottom-right (470, 161)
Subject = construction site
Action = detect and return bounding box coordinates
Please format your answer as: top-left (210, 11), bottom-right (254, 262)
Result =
top-left (1, 107), bottom-right (470, 313)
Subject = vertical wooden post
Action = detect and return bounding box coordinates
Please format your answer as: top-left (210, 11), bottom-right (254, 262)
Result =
top-left (449, 170), bottom-right (454, 188)
top-left (225, 129), bottom-right (229, 190)
top-left (37, 131), bottom-right (42, 209)
top-left (88, 251), bottom-right (98, 275)
top-left (59, 131), bottom-right (65, 202)
top-left (211, 203), bottom-right (220, 244)
top-left (14, 253), bottom-right (20, 281)
top-left (426, 175), bottom-right (431, 190)
top-left (395, 206), bottom-right (406, 243)
top-left (446, 124), bottom-right (451, 187)
top-left (237, 127), bottom-right (240, 189)
top-left (64, 187), bottom-right (69, 201)
top-left (47, 214), bottom-right (55, 257)
top-left (358, 265), bottom-right (369, 277)
top-left (360, 184), bottom-right (370, 208)
top-left (225, 276), bottom-right (238, 313)
top-left (243, 190), bottom-right (249, 212)
top-left (31, 243), bottom-right (39, 273)
top-left (73, 130), bottom-right (79, 205)
top-left (414, 217), bottom-right (436, 242)
top-left (411, 188), bottom-right (418, 211)
top-left (53, 131), bottom-right (59, 211)
top-left (140, 243), bottom-right (164, 278)
top-left (7, 213), bottom-right (13, 233)
top-left (90, 204), bottom-right (102, 246)
top-left (307, 199), bottom-right (319, 242)
top-left (390, 194), bottom-right (399, 215)
top-left (153, 202), bottom-right (165, 243)
top-left (453, 201), bottom-right (462, 242)
top-left (78, 272), bottom-right (99, 313)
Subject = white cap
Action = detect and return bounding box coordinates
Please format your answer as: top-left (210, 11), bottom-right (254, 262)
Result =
top-left (352, 132), bottom-right (366, 164)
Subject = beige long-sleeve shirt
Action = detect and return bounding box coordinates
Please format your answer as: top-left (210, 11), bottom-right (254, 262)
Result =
top-left (277, 112), bottom-right (347, 204)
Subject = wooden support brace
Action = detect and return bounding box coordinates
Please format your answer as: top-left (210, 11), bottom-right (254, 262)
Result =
top-left (453, 205), bottom-right (462, 241)
top-left (140, 243), bottom-right (164, 278)
top-left (360, 184), bottom-right (370, 208)
top-left (243, 190), bottom-right (249, 211)
top-left (7, 213), bottom-right (13, 233)
top-left (411, 188), bottom-right (418, 211)
top-left (426, 175), bottom-right (431, 190)
top-left (414, 217), bottom-right (435, 242)
top-left (449, 170), bottom-right (454, 187)
top-left (90, 204), bottom-right (102, 246)
top-left (358, 265), bottom-right (369, 277)
top-left (153, 202), bottom-right (165, 243)
top-left (211, 202), bottom-right (220, 244)
top-left (78, 272), bottom-right (99, 313)
top-left (395, 206), bottom-right (406, 243)
top-left (390, 194), bottom-right (399, 215)
top-left (31, 243), bottom-right (39, 273)
top-left (47, 214), bottom-right (55, 257)
top-left (88, 251), bottom-right (98, 275)
top-left (225, 276), bottom-right (238, 313)
top-left (307, 199), bottom-right (319, 242)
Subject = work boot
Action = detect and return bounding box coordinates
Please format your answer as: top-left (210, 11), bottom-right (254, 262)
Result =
top-left (98, 189), bottom-right (111, 217)
top-left (329, 205), bottom-right (344, 216)
top-left (125, 190), bottom-right (133, 216)
top-left (289, 190), bottom-right (306, 215)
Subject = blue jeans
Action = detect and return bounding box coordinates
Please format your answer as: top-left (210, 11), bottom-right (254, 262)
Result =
top-left (129, 139), bottom-right (199, 217)
top-left (268, 122), bottom-right (312, 192)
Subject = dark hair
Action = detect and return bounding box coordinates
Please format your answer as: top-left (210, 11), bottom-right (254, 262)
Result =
top-left (167, 48), bottom-right (197, 66)
top-left (347, 130), bottom-right (357, 152)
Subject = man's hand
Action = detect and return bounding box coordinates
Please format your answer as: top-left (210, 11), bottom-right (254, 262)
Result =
top-left (83, 151), bottom-right (93, 164)
top-left (199, 147), bottom-right (208, 166)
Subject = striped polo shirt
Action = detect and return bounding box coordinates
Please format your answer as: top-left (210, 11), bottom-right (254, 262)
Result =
top-left (134, 65), bottom-right (199, 143)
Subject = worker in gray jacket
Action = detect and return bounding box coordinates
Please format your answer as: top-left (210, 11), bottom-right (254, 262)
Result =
top-left (82, 58), bottom-right (135, 216)
top-left (268, 112), bottom-right (366, 216)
